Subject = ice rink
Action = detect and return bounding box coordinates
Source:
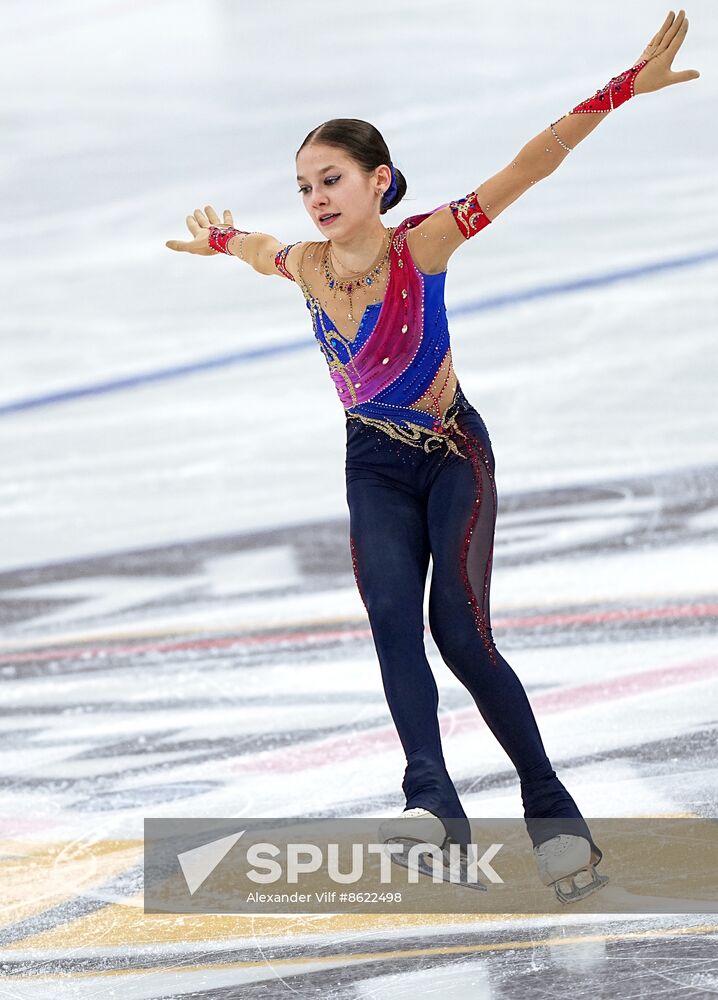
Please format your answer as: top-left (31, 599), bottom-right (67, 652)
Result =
top-left (1, 0), bottom-right (717, 996)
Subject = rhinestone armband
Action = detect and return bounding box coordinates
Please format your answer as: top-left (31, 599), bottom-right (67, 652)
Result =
top-left (448, 191), bottom-right (492, 240)
top-left (570, 60), bottom-right (648, 114)
top-left (274, 242), bottom-right (301, 282)
top-left (208, 226), bottom-right (249, 255)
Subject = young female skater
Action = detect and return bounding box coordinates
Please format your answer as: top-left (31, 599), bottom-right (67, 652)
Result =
top-left (166, 11), bottom-right (698, 902)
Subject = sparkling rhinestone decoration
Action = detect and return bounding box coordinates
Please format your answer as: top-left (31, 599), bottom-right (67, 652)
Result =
top-left (350, 534), bottom-right (368, 611)
top-left (445, 421), bottom-right (499, 666)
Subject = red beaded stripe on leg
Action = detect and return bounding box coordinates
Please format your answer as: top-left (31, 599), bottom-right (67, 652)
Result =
top-left (350, 534), bottom-right (368, 611)
top-left (446, 424), bottom-right (499, 666)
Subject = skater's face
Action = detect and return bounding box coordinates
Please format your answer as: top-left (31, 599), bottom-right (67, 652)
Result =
top-left (296, 144), bottom-right (391, 236)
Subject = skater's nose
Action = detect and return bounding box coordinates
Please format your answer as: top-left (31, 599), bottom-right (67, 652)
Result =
top-left (311, 193), bottom-right (330, 212)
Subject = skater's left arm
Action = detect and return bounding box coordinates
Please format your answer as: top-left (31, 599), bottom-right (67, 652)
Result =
top-left (408, 10), bottom-right (699, 276)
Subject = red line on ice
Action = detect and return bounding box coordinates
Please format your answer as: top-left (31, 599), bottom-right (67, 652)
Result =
top-left (235, 656), bottom-right (718, 774)
top-left (1, 602), bottom-right (715, 665)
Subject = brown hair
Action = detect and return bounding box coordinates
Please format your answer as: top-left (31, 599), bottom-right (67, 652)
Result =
top-left (296, 118), bottom-right (407, 216)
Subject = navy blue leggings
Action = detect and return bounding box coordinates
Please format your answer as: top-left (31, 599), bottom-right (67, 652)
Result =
top-left (346, 386), bottom-right (600, 859)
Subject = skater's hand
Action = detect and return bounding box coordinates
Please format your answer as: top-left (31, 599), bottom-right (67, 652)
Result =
top-left (165, 206), bottom-right (236, 255)
top-left (633, 9), bottom-right (700, 95)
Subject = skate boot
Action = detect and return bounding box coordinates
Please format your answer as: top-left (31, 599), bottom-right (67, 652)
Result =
top-left (377, 808), bottom-right (486, 891)
top-left (534, 834), bottom-right (608, 904)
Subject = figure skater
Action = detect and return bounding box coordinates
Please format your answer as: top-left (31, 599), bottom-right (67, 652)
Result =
top-left (166, 10), bottom-right (699, 902)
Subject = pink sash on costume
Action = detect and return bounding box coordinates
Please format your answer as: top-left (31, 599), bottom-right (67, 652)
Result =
top-left (328, 207), bottom-right (448, 408)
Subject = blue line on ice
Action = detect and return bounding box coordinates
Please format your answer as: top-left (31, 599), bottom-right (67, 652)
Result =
top-left (2, 246), bottom-right (717, 416)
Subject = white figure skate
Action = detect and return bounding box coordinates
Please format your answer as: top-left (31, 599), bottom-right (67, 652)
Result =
top-left (534, 834), bottom-right (608, 903)
top-left (377, 808), bottom-right (487, 891)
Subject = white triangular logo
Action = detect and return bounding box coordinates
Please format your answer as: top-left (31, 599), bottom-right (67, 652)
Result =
top-left (177, 830), bottom-right (245, 895)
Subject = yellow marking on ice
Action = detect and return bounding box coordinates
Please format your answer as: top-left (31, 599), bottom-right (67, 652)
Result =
top-left (9, 923), bottom-right (718, 980)
top-left (0, 615), bottom-right (367, 655)
top-left (4, 811), bottom-right (705, 949)
top-left (0, 838), bottom-right (141, 929)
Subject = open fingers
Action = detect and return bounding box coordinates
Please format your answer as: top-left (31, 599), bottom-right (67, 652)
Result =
top-left (649, 10), bottom-right (675, 49)
top-left (205, 205), bottom-right (235, 227)
top-left (665, 14), bottom-right (689, 61)
top-left (658, 8), bottom-right (685, 54)
top-left (166, 206), bottom-right (237, 251)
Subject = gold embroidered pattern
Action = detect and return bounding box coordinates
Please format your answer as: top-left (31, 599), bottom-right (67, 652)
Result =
top-left (346, 410), bottom-right (468, 458)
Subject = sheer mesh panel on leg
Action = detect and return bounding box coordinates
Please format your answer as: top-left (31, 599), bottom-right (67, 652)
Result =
top-left (426, 417), bottom-right (554, 777)
top-left (429, 419), bottom-right (499, 667)
top-left (457, 425), bottom-right (499, 665)
top-left (426, 415), bottom-right (600, 853)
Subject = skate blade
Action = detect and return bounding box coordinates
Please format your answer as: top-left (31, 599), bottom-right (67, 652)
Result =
top-left (553, 865), bottom-right (609, 904)
top-left (385, 839), bottom-right (488, 891)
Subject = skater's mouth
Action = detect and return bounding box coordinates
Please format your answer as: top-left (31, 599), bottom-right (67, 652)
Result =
top-left (319, 213), bottom-right (340, 226)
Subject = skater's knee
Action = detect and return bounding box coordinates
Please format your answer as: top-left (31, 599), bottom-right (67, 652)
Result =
top-left (431, 630), bottom-right (499, 680)
top-left (364, 591), bottom-right (414, 630)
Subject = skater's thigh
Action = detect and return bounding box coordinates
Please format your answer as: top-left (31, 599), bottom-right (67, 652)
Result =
top-left (346, 471), bottom-right (430, 610)
top-left (428, 414), bottom-right (496, 566)
top-left (427, 412), bottom-right (498, 636)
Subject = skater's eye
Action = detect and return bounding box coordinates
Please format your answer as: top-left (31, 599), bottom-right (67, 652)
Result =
top-left (297, 176), bottom-right (340, 195)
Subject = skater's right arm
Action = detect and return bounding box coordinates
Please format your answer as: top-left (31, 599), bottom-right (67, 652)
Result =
top-left (165, 205), bottom-right (306, 280)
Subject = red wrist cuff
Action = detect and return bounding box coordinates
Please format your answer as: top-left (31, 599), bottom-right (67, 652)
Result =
top-left (208, 226), bottom-right (247, 254)
top-left (571, 60), bottom-right (648, 114)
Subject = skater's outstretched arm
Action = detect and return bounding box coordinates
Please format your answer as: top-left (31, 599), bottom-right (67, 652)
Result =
top-left (408, 9), bottom-right (699, 276)
top-left (165, 205), bottom-right (304, 277)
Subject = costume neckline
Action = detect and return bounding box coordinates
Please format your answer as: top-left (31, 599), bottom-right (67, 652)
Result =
top-left (310, 224), bottom-right (399, 345)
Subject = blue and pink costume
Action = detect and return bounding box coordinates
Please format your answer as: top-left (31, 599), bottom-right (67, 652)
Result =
top-left (274, 192), bottom-right (601, 858)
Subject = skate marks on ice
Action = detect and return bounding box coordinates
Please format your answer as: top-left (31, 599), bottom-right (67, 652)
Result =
top-left (1, 457), bottom-right (716, 646)
top-left (325, 722), bottom-right (718, 820)
top-left (0, 466), bottom-right (716, 994)
top-left (0, 458), bottom-right (715, 823)
top-left (1, 916), bottom-right (717, 997)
